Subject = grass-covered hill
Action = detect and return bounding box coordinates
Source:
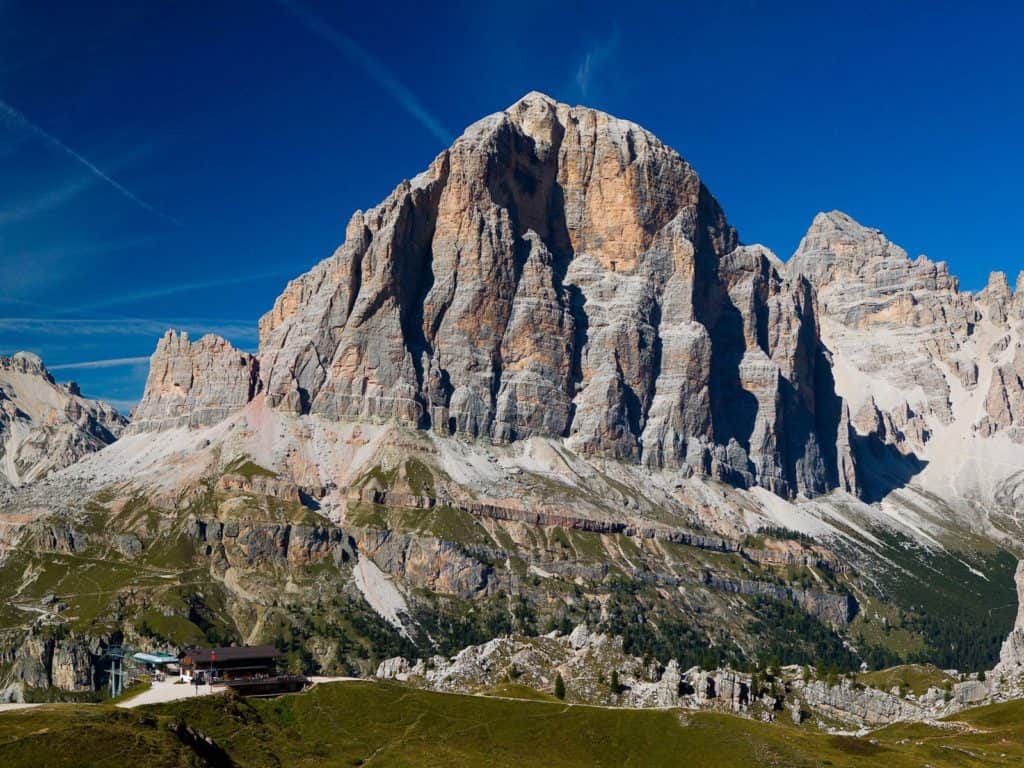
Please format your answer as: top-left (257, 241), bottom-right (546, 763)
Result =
top-left (2, 680), bottom-right (1024, 767)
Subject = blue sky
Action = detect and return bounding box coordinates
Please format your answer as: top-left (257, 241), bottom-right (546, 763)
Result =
top-left (1, 1), bottom-right (1022, 411)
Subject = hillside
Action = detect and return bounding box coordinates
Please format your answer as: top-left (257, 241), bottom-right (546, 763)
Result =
top-left (3, 681), bottom-right (1024, 767)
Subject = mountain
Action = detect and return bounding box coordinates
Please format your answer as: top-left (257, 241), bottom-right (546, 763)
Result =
top-left (129, 92), bottom-right (855, 498)
top-left (0, 352), bottom-right (126, 486)
top-left (2, 93), bottom-right (1023, 719)
top-left (790, 211), bottom-right (1024, 511)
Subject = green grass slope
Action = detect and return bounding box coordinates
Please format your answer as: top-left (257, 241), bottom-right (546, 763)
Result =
top-left (4, 681), bottom-right (1024, 767)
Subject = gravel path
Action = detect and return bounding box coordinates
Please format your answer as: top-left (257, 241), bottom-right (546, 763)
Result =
top-left (0, 703), bottom-right (40, 712)
top-left (117, 679), bottom-right (224, 709)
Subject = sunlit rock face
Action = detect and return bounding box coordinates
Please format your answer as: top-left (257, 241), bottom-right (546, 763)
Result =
top-left (0, 352), bottom-right (126, 485)
top-left (127, 96), bottom-right (1024, 505)
top-left (788, 209), bottom-right (1024, 508)
top-left (243, 92), bottom-right (855, 498)
top-left (127, 331), bottom-right (259, 433)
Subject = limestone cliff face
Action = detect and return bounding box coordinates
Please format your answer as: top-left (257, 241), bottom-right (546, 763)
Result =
top-left (127, 331), bottom-right (260, 433)
top-left (788, 211), bottom-right (973, 424)
top-left (0, 353), bottom-right (126, 485)
top-left (245, 92), bottom-right (855, 498)
top-left (789, 210), bottom-right (1024, 460)
top-left (979, 341), bottom-right (1024, 441)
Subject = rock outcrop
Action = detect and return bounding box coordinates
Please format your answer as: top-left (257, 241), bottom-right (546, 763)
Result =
top-left (788, 211), bottom-right (1024, 503)
top-left (136, 93), bottom-right (857, 500)
top-left (128, 331), bottom-right (260, 432)
top-left (0, 353), bottom-right (126, 485)
top-left (0, 629), bottom-right (101, 700)
top-left (995, 560), bottom-right (1024, 681)
top-left (372, 625), bottom-right (999, 727)
top-left (978, 340), bottom-right (1024, 442)
top-left (788, 211), bottom-right (972, 426)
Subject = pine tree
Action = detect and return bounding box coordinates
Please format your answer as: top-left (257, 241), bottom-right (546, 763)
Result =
top-left (555, 672), bottom-right (566, 700)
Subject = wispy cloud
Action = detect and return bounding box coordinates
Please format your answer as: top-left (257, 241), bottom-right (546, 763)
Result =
top-left (0, 235), bottom-right (159, 295)
top-left (274, 0), bottom-right (453, 146)
top-left (574, 33), bottom-right (620, 99)
top-left (48, 356), bottom-right (151, 371)
top-left (0, 173), bottom-right (96, 224)
top-left (0, 140), bottom-right (163, 225)
top-left (68, 270), bottom-right (291, 312)
top-left (0, 295), bottom-right (62, 313)
top-left (19, 234), bottom-right (159, 262)
top-left (0, 97), bottom-right (180, 226)
top-left (0, 316), bottom-right (259, 341)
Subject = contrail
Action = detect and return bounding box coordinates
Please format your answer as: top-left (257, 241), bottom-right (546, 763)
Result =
top-left (48, 356), bottom-right (151, 370)
top-left (274, 0), bottom-right (453, 146)
top-left (0, 97), bottom-right (180, 226)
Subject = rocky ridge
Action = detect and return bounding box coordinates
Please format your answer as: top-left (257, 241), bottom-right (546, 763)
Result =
top-left (789, 211), bottom-right (1024, 509)
top-left (0, 353), bottom-right (126, 486)
top-left (374, 621), bottom-right (996, 728)
top-left (135, 92), bottom-right (857, 500)
top-left (127, 331), bottom-right (259, 433)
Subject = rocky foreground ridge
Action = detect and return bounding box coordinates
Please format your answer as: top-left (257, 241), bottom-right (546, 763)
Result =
top-left (0, 353), bottom-right (125, 486)
top-left (373, 560), bottom-right (1024, 729)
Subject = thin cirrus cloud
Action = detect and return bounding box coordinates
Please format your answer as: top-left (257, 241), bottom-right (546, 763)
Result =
top-left (574, 32), bottom-right (620, 99)
top-left (1, 235), bottom-right (160, 296)
top-left (0, 173), bottom-right (96, 225)
top-left (273, 0), bottom-right (454, 146)
top-left (47, 355), bottom-right (151, 371)
top-left (0, 316), bottom-right (259, 342)
top-left (66, 270), bottom-right (293, 313)
top-left (0, 97), bottom-right (180, 226)
top-left (0, 139), bottom-right (164, 225)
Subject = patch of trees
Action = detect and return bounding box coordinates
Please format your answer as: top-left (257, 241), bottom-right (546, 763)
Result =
top-left (598, 580), bottom-right (739, 670)
top-left (414, 592), bottom-right (539, 657)
top-left (904, 609), bottom-right (1010, 672)
top-left (747, 596), bottom-right (860, 672)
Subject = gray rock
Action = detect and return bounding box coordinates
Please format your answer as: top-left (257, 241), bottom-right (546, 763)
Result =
top-left (0, 353), bottom-right (126, 485)
top-left (247, 92), bottom-right (857, 499)
top-left (128, 331), bottom-right (259, 433)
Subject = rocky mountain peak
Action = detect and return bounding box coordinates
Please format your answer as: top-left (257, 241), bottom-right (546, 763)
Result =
top-left (128, 95), bottom-right (854, 499)
top-left (979, 270), bottom-right (1014, 323)
top-left (127, 331), bottom-right (259, 434)
top-left (789, 210), bottom-right (957, 296)
top-left (804, 209), bottom-right (873, 238)
top-left (2, 351), bottom-right (49, 378)
top-left (119, 98), bottom-right (1024, 505)
top-left (0, 352), bottom-right (126, 485)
